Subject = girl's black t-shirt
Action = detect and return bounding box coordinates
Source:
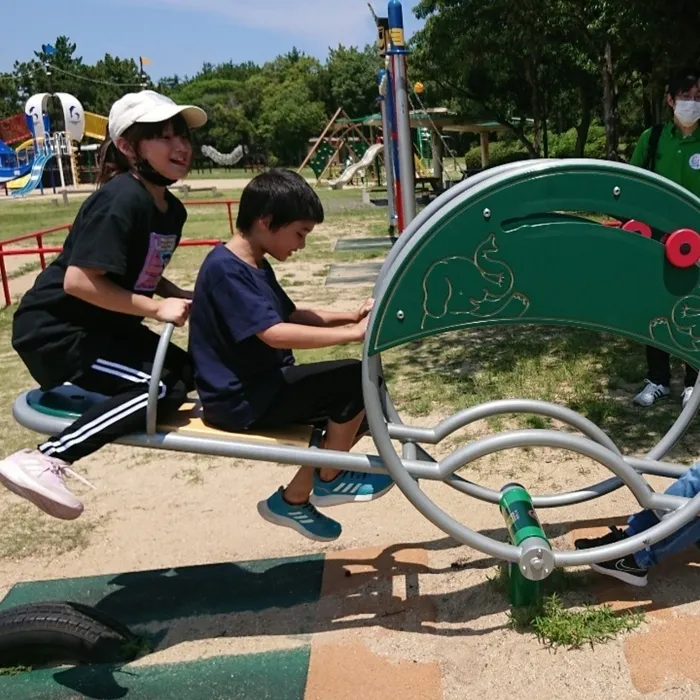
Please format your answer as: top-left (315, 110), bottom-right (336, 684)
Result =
top-left (12, 173), bottom-right (187, 357)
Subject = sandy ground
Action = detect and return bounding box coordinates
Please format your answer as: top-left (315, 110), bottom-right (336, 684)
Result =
top-left (1, 219), bottom-right (700, 699)
top-left (2, 440), bottom-right (699, 699)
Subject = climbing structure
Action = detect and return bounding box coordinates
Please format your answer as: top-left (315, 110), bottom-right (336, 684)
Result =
top-left (298, 108), bottom-right (372, 184)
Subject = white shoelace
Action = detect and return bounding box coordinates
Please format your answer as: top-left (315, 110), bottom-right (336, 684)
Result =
top-left (45, 458), bottom-right (97, 490)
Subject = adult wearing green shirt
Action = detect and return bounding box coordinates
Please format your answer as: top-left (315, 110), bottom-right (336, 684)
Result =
top-left (631, 68), bottom-right (700, 409)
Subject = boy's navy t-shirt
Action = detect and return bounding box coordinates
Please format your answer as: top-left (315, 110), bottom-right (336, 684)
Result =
top-left (189, 244), bottom-right (296, 429)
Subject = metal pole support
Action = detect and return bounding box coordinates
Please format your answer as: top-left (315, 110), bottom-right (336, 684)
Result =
top-left (387, 0), bottom-right (416, 227)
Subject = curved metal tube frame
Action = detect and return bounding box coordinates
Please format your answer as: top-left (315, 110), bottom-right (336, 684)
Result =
top-left (359, 159), bottom-right (700, 574)
top-left (90, 159), bottom-right (700, 576)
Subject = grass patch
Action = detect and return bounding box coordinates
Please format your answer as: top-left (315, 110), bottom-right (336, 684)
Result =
top-left (173, 467), bottom-right (204, 486)
top-left (8, 260), bottom-right (41, 279)
top-left (0, 665), bottom-right (32, 676)
top-left (524, 415), bottom-right (552, 429)
top-left (0, 503), bottom-right (104, 560)
top-left (122, 632), bottom-right (155, 660)
top-left (489, 565), bottom-right (644, 649)
top-left (511, 594), bottom-right (644, 649)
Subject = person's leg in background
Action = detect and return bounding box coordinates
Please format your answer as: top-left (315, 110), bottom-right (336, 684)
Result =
top-left (575, 464), bottom-right (700, 586)
top-left (634, 345), bottom-right (671, 407)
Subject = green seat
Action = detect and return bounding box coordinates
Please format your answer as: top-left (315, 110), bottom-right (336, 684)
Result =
top-left (26, 385), bottom-right (110, 419)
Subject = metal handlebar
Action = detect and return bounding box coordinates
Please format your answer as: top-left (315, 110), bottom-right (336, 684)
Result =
top-left (146, 322), bottom-right (175, 436)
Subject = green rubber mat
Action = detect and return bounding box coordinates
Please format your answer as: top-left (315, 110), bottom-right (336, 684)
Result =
top-left (0, 554), bottom-right (325, 624)
top-left (0, 647), bottom-right (311, 700)
top-left (0, 554), bottom-right (325, 699)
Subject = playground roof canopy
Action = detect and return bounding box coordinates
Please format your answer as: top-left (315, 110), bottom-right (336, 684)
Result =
top-left (338, 107), bottom-right (532, 133)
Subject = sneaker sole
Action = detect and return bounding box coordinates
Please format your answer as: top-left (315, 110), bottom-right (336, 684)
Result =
top-left (0, 470), bottom-right (83, 521)
top-left (256, 501), bottom-right (340, 542)
top-left (591, 563), bottom-right (648, 587)
top-left (310, 483), bottom-right (395, 507)
top-left (633, 395), bottom-right (669, 407)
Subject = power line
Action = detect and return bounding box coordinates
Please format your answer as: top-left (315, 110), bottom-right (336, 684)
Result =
top-left (50, 64), bottom-right (146, 87)
top-left (0, 63), bottom-right (146, 88)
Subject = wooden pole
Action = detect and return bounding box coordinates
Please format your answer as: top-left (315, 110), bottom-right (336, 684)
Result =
top-left (480, 132), bottom-right (490, 167)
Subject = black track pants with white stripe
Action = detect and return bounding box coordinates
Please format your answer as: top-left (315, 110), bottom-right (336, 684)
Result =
top-left (37, 326), bottom-right (192, 464)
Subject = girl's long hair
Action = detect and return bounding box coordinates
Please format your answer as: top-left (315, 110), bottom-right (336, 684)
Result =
top-left (96, 113), bottom-right (192, 186)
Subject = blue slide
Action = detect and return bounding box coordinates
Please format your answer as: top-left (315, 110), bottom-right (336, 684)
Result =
top-left (10, 152), bottom-right (53, 197)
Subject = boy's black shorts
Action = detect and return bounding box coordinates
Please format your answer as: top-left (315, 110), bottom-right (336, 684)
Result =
top-left (249, 359), bottom-right (365, 429)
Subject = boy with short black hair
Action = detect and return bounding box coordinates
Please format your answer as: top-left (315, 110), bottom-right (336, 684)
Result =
top-left (188, 168), bottom-right (393, 542)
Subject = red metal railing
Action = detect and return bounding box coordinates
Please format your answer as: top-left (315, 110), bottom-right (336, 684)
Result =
top-left (183, 199), bottom-right (237, 237)
top-left (0, 199), bottom-right (238, 307)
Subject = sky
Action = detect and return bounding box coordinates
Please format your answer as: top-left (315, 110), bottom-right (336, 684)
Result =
top-left (0, 0), bottom-right (426, 80)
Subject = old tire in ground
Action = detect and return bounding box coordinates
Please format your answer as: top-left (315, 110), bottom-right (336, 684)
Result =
top-left (0, 601), bottom-right (139, 668)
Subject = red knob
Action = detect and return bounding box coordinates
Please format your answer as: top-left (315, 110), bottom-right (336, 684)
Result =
top-left (621, 220), bottom-right (652, 238)
top-left (665, 229), bottom-right (700, 268)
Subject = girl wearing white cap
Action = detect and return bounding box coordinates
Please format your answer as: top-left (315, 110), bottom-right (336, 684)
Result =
top-left (0, 91), bottom-right (207, 520)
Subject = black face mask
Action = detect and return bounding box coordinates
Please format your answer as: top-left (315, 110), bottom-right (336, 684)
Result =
top-left (134, 156), bottom-right (177, 187)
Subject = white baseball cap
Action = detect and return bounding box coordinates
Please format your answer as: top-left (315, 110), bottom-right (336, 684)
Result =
top-left (108, 90), bottom-right (207, 141)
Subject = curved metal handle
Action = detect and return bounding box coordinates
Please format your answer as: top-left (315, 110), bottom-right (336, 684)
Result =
top-left (146, 322), bottom-right (174, 436)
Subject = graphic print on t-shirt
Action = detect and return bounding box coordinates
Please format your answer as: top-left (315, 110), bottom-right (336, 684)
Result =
top-left (134, 232), bottom-right (178, 292)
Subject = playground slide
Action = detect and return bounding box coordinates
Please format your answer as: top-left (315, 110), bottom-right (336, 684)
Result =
top-left (10, 153), bottom-right (53, 197)
top-left (6, 173), bottom-right (30, 190)
top-left (329, 143), bottom-right (384, 189)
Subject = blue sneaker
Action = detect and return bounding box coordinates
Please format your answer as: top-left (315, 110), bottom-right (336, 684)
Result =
top-left (257, 487), bottom-right (342, 542)
top-left (310, 470), bottom-right (394, 507)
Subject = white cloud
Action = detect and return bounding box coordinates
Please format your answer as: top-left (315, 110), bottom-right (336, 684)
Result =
top-left (137, 0), bottom-right (384, 45)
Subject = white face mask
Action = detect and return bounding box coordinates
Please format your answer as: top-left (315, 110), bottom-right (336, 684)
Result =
top-left (674, 99), bottom-right (700, 127)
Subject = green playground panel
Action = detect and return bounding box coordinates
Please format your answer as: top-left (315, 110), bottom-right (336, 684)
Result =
top-left (352, 141), bottom-right (369, 160)
top-left (0, 648), bottom-right (311, 700)
top-left (310, 142), bottom-right (337, 178)
top-left (368, 164), bottom-right (700, 369)
top-left (309, 139), bottom-right (371, 179)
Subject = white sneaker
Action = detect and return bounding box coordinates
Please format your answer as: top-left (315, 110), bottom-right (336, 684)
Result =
top-left (633, 380), bottom-right (670, 407)
top-left (0, 449), bottom-right (92, 520)
top-left (682, 387), bottom-right (694, 409)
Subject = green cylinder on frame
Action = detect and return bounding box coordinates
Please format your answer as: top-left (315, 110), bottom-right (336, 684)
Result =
top-left (499, 482), bottom-right (549, 547)
top-left (499, 483), bottom-right (549, 606)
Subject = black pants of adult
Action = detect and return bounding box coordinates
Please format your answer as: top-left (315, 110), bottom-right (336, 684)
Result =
top-left (646, 345), bottom-right (698, 388)
top-left (20, 325), bottom-right (192, 465)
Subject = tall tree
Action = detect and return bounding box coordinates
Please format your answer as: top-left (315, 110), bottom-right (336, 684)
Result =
top-left (412, 0), bottom-right (563, 156)
top-left (325, 44), bottom-right (383, 118)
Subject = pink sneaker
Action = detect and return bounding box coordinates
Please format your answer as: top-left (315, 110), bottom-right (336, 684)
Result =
top-left (0, 449), bottom-right (93, 520)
